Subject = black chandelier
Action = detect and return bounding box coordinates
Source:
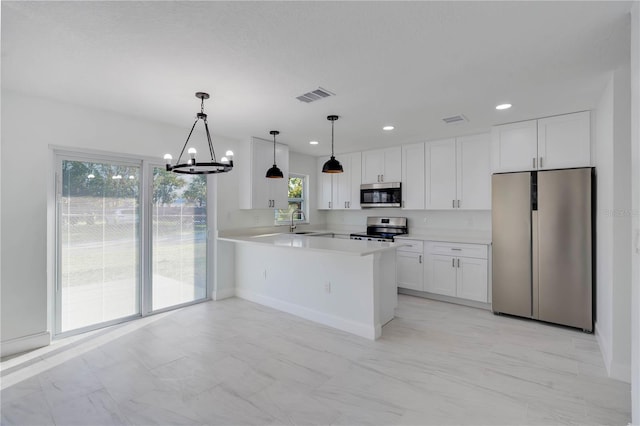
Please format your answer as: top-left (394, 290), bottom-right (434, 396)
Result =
top-left (322, 115), bottom-right (344, 174)
top-left (164, 92), bottom-right (234, 175)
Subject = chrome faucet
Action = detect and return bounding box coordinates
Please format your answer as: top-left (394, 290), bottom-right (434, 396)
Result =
top-left (290, 209), bottom-right (306, 233)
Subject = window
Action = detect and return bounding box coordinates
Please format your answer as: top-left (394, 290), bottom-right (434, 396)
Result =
top-left (275, 174), bottom-right (308, 224)
top-left (55, 152), bottom-right (209, 337)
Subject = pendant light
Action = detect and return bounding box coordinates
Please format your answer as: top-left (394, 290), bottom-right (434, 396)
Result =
top-left (265, 130), bottom-right (284, 179)
top-left (164, 92), bottom-right (234, 175)
top-left (322, 115), bottom-right (344, 174)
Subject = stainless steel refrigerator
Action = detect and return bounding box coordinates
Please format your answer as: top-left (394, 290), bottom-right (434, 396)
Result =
top-left (492, 167), bottom-right (593, 331)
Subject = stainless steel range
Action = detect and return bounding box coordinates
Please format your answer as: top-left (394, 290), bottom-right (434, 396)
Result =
top-left (350, 217), bottom-right (408, 242)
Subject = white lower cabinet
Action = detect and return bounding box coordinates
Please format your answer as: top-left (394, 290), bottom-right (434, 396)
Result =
top-left (426, 254), bottom-right (458, 296)
top-left (456, 257), bottom-right (488, 302)
top-left (396, 240), bottom-right (424, 291)
top-left (419, 241), bottom-right (489, 303)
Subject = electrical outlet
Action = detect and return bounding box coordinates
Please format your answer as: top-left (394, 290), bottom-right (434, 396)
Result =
top-left (324, 281), bottom-right (331, 293)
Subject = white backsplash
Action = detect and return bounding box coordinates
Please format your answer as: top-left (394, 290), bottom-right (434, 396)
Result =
top-left (323, 209), bottom-right (491, 234)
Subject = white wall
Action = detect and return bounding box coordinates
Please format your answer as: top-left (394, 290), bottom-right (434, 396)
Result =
top-left (594, 66), bottom-right (632, 383)
top-left (0, 92), bottom-right (240, 354)
top-left (629, 2), bottom-right (640, 423)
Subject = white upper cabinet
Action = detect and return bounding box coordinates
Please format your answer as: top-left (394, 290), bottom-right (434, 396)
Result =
top-left (457, 133), bottom-right (491, 210)
top-left (491, 120), bottom-right (538, 173)
top-left (401, 143), bottom-right (426, 209)
top-left (317, 152), bottom-right (361, 210)
top-left (491, 111), bottom-right (591, 173)
top-left (335, 152), bottom-right (362, 210)
top-left (537, 111), bottom-right (590, 170)
top-left (239, 137), bottom-right (289, 209)
top-left (425, 134), bottom-right (491, 210)
top-left (425, 138), bottom-right (457, 209)
top-left (362, 147), bottom-right (402, 184)
top-left (316, 156), bottom-right (334, 210)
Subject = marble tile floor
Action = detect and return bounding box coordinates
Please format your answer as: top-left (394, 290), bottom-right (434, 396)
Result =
top-left (0, 295), bottom-right (631, 425)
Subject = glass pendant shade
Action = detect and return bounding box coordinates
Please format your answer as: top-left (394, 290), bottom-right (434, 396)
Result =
top-left (322, 115), bottom-right (344, 174)
top-left (266, 130), bottom-right (284, 179)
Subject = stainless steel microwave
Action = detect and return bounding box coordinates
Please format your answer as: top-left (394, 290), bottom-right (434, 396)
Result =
top-left (360, 182), bottom-right (402, 208)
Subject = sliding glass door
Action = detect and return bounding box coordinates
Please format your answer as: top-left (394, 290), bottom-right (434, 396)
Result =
top-left (58, 158), bottom-right (141, 333)
top-left (56, 155), bottom-right (208, 336)
top-left (151, 168), bottom-right (207, 310)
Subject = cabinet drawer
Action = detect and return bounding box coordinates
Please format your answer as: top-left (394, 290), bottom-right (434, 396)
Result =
top-left (396, 239), bottom-right (424, 253)
top-left (425, 241), bottom-right (487, 259)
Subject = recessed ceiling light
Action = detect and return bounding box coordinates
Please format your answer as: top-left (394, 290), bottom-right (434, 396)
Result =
top-left (309, 140), bottom-right (319, 145)
top-left (496, 103), bottom-right (512, 110)
top-left (383, 125), bottom-right (395, 131)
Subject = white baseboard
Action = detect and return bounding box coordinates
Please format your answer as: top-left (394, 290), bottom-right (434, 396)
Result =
top-left (235, 287), bottom-right (379, 340)
top-left (213, 287), bottom-right (235, 300)
top-left (595, 322), bottom-right (613, 373)
top-left (1, 331), bottom-right (51, 358)
top-left (595, 322), bottom-right (631, 383)
top-left (610, 361), bottom-right (632, 383)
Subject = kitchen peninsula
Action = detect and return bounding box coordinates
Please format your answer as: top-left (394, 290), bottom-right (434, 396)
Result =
top-left (218, 233), bottom-right (402, 339)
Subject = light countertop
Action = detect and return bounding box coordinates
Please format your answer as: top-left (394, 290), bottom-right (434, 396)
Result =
top-left (218, 233), bottom-right (404, 256)
top-left (395, 231), bottom-right (492, 245)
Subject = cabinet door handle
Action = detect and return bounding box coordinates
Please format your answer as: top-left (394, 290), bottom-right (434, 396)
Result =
top-left (402, 200), bottom-right (405, 208)
top-left (539, 157), bottom-right (543, 168)
top-left (457, 258), bottom-right (460, 268)
top-left (329, 201), bottom-right (332, 209)
top-left (457, 200), bottom-right (460, 208)
top-left (418, 255), bottom-right (422, 264)
top-left (452, 258), bottom-right (455, 267)
top-left (381, 174), bottom-right (384, 182)
top-left (347, 201), bottom-right (350, 208)
top-left (451, 248), bottom-right (462, 251)
top-left (533, 157), bottom-right (537, 169)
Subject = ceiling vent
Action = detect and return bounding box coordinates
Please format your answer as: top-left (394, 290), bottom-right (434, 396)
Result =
top-left (442, 114), bottom-right (468, 124)
top-left (296, 87), bottom-right (335, 103)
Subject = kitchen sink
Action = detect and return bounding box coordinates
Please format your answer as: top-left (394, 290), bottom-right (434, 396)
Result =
top-left (294, 231), bottom-right (334, 237)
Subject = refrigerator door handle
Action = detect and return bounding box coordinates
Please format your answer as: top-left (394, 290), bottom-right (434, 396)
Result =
top-left (452, 258), bottom-right (455, 267)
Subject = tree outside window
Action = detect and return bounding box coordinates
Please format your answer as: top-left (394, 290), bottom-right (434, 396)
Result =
top-left (275, 174), bottom-right (308, 223)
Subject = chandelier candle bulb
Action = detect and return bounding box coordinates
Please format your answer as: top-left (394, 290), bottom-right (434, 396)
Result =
top-left (163, 154), bottom-right (173, 165)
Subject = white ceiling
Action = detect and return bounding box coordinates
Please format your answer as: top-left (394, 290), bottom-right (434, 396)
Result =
top-left (1, 1), bottom-right (632, 156)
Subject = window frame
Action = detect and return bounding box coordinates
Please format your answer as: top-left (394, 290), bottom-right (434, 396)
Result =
top-left (275, 173), bottom-right (309, 225)
top-left (50, 147), bottom-right (212, 339)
